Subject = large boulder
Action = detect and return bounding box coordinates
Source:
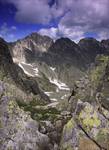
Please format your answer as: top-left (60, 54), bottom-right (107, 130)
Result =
top-left (60, 100), bottom-right (109, 150)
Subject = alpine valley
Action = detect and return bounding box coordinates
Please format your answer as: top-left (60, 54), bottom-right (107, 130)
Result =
top-left (0, 33), bottom-right (109, 150)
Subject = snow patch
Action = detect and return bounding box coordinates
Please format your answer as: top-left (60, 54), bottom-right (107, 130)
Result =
top-left (19, 63), bottom-right (35, 77)
top-left (50, 67), bottom-right (56, 71)
top-left (49, 78), bottom-right (70, 91)
top-left (47, 102), bottom-right (59, 108)
top-left (13, 58), bottom-right (20, 63)
top-left (61, 94), bottom-right (68, 100)
top-left (19, 62), bottom-right (39, 77)
top-left (44, 91), bottom-right (53, 96)
top-left (51, 98), bottom-right (57, 102)
top-left (21, 62), bottom-right (33, 67)
top-left (33, 68), bottom-right (39, 76)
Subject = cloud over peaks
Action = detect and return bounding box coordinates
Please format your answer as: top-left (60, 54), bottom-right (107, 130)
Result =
top-left (3, 0), bottom-right (109, 40)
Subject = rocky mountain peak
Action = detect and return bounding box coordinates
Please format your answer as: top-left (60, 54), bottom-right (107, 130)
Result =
top-left (48, 37), bottom-right (79, 55)
top-left (27, 32), bottom-right (53, 43)
top-left (78, 37), bottom-right (100, 47)
top-left (9, 32), bottom-right (54, 63)
top-left (78, 37), bottom-right (104, 63)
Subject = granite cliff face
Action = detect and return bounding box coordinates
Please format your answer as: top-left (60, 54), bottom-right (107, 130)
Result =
top-left (0, 34), bottom-right (109, 150)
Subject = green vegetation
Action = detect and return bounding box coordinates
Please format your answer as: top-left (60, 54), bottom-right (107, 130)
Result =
top-left (8, 100), bottom-right (18, 113)
top-left (17, 99), bottom-right (60, 122)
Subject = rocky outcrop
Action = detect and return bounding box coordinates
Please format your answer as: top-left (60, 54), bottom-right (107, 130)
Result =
top-left (60, 55), bottom-right (109, 150)
top-left (60, 100), bottom-right (109, 150)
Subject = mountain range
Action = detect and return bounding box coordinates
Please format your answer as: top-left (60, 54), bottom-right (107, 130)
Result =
top-left (0, 33), bottom-right (109, 150)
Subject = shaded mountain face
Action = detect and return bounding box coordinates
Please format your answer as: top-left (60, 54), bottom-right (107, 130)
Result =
top-left (78, 38), bottom-right (109, 63)
top-left (0, 38), bottom-right (50, 103)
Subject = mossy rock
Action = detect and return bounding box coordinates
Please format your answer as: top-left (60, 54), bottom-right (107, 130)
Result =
top-left (60, 118), bottom-right (76, 150)
top-left (90, 55), bottom-right (109, 89)
top-left (79, 103), bottom-right (101, 130)
top-left (64, 118), bottom-right (75, 132)
top-left (8, 100), bottom-right (18, 114)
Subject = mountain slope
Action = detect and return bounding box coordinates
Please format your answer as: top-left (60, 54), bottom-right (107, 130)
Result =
top-left (0, 38), bottom-right (50, 103)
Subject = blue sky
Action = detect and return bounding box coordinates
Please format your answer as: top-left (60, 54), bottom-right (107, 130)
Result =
top-left (0, 1), bottom-right (56, 41)
top-left (0, 0), bottom-right (109, 42)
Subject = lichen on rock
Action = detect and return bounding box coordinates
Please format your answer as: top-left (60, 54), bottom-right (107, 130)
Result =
top-left (60, 100), bottom-right (109, 150)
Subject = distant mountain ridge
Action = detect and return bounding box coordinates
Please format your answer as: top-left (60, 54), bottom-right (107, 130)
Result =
top-left (1, 33), bottom-right (109, 102)
top-left (9, 34), bottom-right (109, 64)
top-left (8, 33), bottom-right (109, 101)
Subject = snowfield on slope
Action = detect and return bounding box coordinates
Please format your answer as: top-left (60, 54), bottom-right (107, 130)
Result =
top-left (49, 78), bottom-right (70, 91)
top-left (44, 91), bottom-right (54, 96)
top-left (18, 62), bottom-right (39, 77)
top-left (50, 67), bottom-right (56, 71)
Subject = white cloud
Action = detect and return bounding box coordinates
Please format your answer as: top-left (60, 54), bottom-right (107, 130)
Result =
top-left (0, 23), bottom-right (17, 41)
top-left (39, 27), bottom-right (58, 39)
top-left (4, 0), bottom-right (52, 24)
top-left (97, 30), bottom-right (109, 41)
top-left (3, 0), bottom-right (109, 40)
top-left (39, 24), bottom-right (85, 42)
